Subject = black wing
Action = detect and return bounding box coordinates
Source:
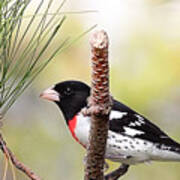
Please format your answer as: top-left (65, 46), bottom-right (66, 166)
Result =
top-left (109, 99), bottom-right (180, 147)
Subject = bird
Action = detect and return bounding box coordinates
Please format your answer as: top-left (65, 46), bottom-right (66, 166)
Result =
top-left (40, 80), bottom-right (180, 165)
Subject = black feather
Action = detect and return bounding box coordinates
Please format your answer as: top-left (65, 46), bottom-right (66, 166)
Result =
top-left (110, 100), bottom-right (180, 151)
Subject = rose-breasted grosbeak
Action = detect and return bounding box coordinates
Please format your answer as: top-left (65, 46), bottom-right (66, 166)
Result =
top-left (40, 80), bottom-right (180, 165)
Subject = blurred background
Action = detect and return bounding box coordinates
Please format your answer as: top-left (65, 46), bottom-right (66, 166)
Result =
top-left (1, 0), bottom-right (180, 179)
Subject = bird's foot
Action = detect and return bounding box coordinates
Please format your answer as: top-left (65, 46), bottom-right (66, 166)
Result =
top-left (81, 96), bottom-right (113, 116)
top-left (81, 107), bottom-right (92, 116)
top-left (81, 105), bottom-right (105, 116)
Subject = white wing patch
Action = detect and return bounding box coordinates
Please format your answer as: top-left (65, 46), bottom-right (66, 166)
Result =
top-left (124, 127), bottom-right (144, 136)
top-left (129, 114), bottom-right (145, 127)
top-left (129, 121), bottom-right (141, 127)
top-left (110, 111), bottom-right (127, 120)
top-left (135, 114), bottom-right (145, 124)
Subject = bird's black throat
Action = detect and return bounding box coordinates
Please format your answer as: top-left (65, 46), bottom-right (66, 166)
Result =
top-left (55, 96), bottom-right (88, 123)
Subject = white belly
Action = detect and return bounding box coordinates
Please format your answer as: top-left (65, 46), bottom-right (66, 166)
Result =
top-left (74, 113), bottom-right (180, 165)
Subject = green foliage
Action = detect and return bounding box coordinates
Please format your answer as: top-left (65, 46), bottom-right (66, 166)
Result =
top-left (0, 0), bottom-right (95, 117)
top-left (0, 0), bottom-right (68, 116)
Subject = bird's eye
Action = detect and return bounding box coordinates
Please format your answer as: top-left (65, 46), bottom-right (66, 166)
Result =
top-left (64, 87), bottom-right (72, 95)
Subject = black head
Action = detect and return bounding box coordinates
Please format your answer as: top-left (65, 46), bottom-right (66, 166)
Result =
top-left (40, 80), bottom-right (90, 121)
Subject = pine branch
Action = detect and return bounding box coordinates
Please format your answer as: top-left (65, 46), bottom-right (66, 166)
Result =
top-left (83, 30), bottom-right (130, 180)
top-left (0, 133), bottom-right (41, 180)
top-left (84, 30), bottom-right (112, 180)
top-left (0, 0), bottom-right (96, 118)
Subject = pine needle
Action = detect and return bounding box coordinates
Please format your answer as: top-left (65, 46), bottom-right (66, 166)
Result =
top-left (2, 154), bottom-right (9, 180)
top-left (0, 0), bottom-right (96, 118)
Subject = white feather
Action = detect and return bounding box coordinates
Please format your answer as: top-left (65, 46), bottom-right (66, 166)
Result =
top-left (109, 111), bottom-right (127, 120)
top-left (73, 113), bottom-right (180, 165)
top-left (124, 127), bottom-right (144, 136)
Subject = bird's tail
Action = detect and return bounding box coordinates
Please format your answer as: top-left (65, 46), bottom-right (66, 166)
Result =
top-left (152, 142), bottom-right (180, 162)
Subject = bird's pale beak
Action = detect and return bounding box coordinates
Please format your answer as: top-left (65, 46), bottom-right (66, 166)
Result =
top-left (40, 88), bottom-right (60, 102)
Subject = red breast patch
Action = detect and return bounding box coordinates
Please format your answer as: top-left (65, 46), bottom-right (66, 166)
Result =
top-left (68, 116), bottom-right (78, 141)
top-left (68, 116), bottom-right (86, 148)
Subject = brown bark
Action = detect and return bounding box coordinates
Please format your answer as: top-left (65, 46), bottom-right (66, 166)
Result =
top-left (84, 30), bottom-right (112, 180)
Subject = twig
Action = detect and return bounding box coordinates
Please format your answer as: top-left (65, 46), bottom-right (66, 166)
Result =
top-left (0, 133), bottom-right (41, 180)
top-left (2, 155), bottom-right (8, 180)
top-left (84, 30), bottom-right (112, 180)
top-left (104, 164), bottom-right (129, 180)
